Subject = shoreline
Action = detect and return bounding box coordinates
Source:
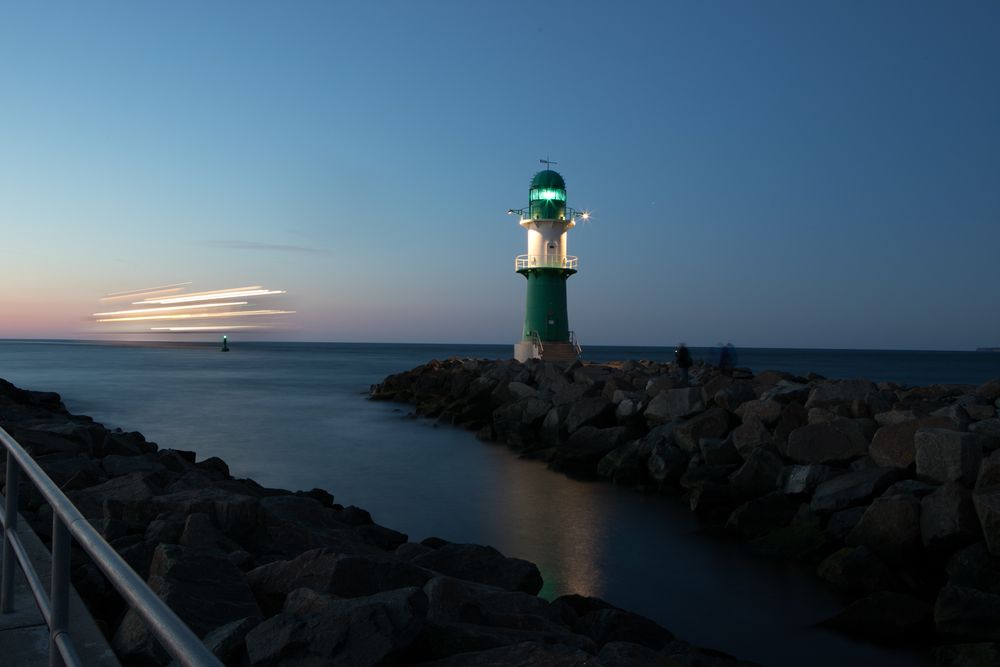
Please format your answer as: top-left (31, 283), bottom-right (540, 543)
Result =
top-left (1, 376), bottom-right (763, 666)
top-left (373, 356), bottom-right (1000, 665)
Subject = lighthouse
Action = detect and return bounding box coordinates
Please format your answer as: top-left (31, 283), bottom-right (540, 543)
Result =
top-left (510, 164), bottom-right (588, 363)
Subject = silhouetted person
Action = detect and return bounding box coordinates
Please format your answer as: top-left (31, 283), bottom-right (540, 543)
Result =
top-left (675, 343), bottom-right (693, 385)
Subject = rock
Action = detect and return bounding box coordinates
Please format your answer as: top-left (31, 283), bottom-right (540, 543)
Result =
top-left (713, 382), bottom-right (755, 413)
top-left (976, 450), bottom-right (1000, 493)
top-left (596, 440), bottom-right (643, 481)
top-left (199, 616), bottom-right (258, 665)
top-left (846, 494), bottom-right (922, 564)
top-left (805, 379), bottom-right (877, 409)
top-left (870, 418), bottom-right (947, 469)
top-left (783, 419), bottom-right (869, 464)
top-left (821, 591), bottom-right (932, 640)
top-left (725, 493), bottom-right (799, 539)
top-left (410, 543), bottom-right (543, 595)
top-left (734, 399), bottom-right (783, 427)
top-left (646, 441), bottom-right (689, 486)
top-left (247, 548), bottom-right (434, 615)
top-left (817, 546), bottom-right (899, 594)
top-left (920, 483), bottom-right (982, 553)
top-left (699, 437), bottom-right (741, 466)
top-left (933, 643), bottom-right (1000, 667)
top-left (883, 479), bottom-right (937, 498)
top-left (773, 402), bottom-right (808, 451)
top-left (874, 410), bottom-right (917, 427)
top-left (598, 641), bottom-right (674, 666)
top-left (915, 428), bottom-right (983, 486)
top-left (730, 416), bottom-right (772, 459)
top-left (564, 397), bottom-right (614, 434)
top-left (416, 641), bottom-right (599, 666)
top-left (779, 464), bottom-right (834, 496)
top-left (507, 381), bottom-right (538, 400)
top-left (966, 404), bottom-right (997, 421)
top-left (113, 544), bottom-right (261, 664)
top-left (728, 448), bottom-right (784, 498)
top-left (947, 542), bottom-right (1000, 594)
top-left (674, 408), bottom-right (732, 453)
top-left (810, 467), bottom-right (902, 513)
top-left (244, 586), bottom-right (428, 666)
top-left (934, 585), bottom-right (1000, 641)
top-left (971, 418), bottom-right (1000, 440)
top-left (422, 575), bottom-right (551, 624)
top-left (975, 378), bottom-right (1000, 403)
top-left (973, 492), bottom-right (1000, 556)
top-left (549, 594), bottom-right (674, 650)
top-left (551, 426), bottom-right (627, 477)
top-left (760, 381), bottom-right (811, 404)
top-left (101, 453), bottom-right (166, 477)
top-left (644, 388), bottom-right (704, 425)
top-left (67, 472), bottom-right (163, 521)
top-left (826, 507), bottom-right (867, 541)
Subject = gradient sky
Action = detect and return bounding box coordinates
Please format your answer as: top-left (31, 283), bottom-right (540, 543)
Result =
top-left (1, 2), bottom-right (997, 349)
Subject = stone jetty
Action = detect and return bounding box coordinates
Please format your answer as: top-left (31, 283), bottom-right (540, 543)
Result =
top-left (372, 357), bottom-right (1000, 665)
top-left (0, 377), bottom-right (762, 667)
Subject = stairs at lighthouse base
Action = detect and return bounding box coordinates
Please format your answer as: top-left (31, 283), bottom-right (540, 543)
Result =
top-left (540, 342), bottom-right (580, 363)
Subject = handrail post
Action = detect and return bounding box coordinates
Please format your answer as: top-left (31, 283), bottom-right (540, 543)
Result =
top-left (1, 451), bottom-right (18, 613)
top-left (49, 517), bottom-right (71, 667)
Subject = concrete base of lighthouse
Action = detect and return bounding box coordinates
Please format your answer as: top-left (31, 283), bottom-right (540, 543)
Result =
top-left (514, 340), bottom-right (580, 364)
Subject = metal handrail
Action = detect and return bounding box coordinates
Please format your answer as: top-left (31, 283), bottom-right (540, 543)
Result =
top-left (527, 331), bottom-right (544, 355)
top-left (514, 255), bottom-right (579, 271)
top-left (569, 330), bottom-right (583, 356)
top-left (0, 425), bottom-right (222, 667)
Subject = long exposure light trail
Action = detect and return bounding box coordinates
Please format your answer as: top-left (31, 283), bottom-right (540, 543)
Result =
top-left (93, 302), bottom-right (249, 317)
top-left (135, 288), bottom-right (285, 305)
top-left (97, 309), bottom-right (294, 323)
top-left (93, 282), bottom-right (295, 334)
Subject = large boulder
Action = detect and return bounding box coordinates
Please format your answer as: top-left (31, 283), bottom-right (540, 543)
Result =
top-left (713, 382), bottom-right (755, 413)
top-left (976, 450), bottom-right (1000, 494)
top-left (244, 586), bottom-right (427, 666)
top-left (646, 441), bottom-right (689, 487)
top-left (934, 585), bottom-right (1000, 641)
top-left (410, 543), bottom-right (543, 595)
top-left (728, 448), bottom-right (784, 498)
top-left (735, 399), bottom-right (783, 427)
top-left (674, 408), bottom-right (732, 453)
top-left (933, 643), bottom-right (1000, 667)
top-left (947, 542), bottom-right (1000, 594)
top-left (644, 387), bottom-right (704, 425)
top-left (114, 544), bottom-right (262, 664)
top-left (549, 595), bottom-right (674, 650)
top-left (783, 419), bottom-right (869, 464)
top-left (564, 397), bottom-right (614, 434)
top-left (730, 416), bottom-right (772, 459)
top-left (920, 483), bottom-right (982, 553)
top-left (417, 641), bottom-right (598, 666)
top-left (806, 379), bottom-right (876, 409)
top-left (247, 548), bottom-right (433, 615)
top-left (551, 426), bottom-right (628, 477)
top-left (780, 464), bottom-right (834, 496)
top-left (973, 491), bottom-right (1000, 556)
top-left (810, 467), bottom-right (902, 513)
top-left (869, 416), bottom-right (956, 469)
top-left (845, 494), bottom-right (922, 564)
top-left (915, 429), bottom-right (983, 486)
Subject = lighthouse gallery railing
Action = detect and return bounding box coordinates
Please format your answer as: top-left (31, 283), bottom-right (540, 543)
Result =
top-left (0, 425), bottom-right (222, 667)
top-left (515, 255), bottom-right (578, 271)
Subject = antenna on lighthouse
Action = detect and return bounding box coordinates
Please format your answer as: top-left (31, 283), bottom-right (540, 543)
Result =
top-left (540, 157), bottom-right (558, 169)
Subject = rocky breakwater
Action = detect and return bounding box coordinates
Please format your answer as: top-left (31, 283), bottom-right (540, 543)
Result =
top-left (373, 358), bottom-right (1000, 665)
top-left (0, 377), bottom-right (762, 667)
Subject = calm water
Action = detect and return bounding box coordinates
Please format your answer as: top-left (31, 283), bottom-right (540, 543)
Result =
top-left (4, 340), bottom-right (996, 666)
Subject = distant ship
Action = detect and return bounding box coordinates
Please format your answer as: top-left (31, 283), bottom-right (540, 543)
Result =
top-left (976, 347), bottom-right (1000, 352)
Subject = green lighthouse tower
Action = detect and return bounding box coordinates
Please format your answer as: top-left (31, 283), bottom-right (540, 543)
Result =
top-left (510, 164), bottom-right (587, 363)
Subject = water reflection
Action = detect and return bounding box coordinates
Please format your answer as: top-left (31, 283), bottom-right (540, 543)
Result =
top-left (491, 453), bottom-right (607, 598)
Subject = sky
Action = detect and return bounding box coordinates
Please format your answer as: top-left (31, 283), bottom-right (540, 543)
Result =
top-left (1, 1), bottom-right (998, 349)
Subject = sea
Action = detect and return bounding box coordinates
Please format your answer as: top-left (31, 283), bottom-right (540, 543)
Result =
top-left (3, 340), bottom-right (999, 666)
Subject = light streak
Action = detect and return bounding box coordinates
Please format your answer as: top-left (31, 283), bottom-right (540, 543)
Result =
top-left (93, 302), bottom-right (248, 317)
top-left (135, 288), bottom-right (286, 305)
top-left (150, 325), bottom-right (262, 331)
top-left (100, 283), bottom-right (192, 302)
top-left (97, 309), bottom-right (295, 323)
